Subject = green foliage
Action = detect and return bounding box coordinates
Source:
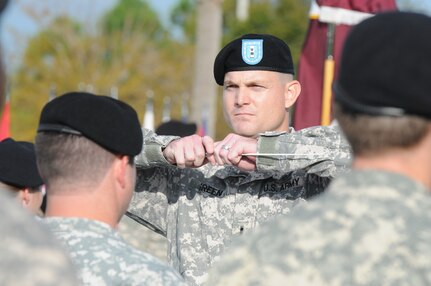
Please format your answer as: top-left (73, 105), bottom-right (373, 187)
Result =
top-left (10, 5), bottom-right (194, 141)
top-left (10, 0), bottom-right (308, 141)
top-left (171, 0), bottom-right (308, 63)
top-left (170, 0), bottom-right (196, 43)
top-left (102, 0), bottom-right (167, 41)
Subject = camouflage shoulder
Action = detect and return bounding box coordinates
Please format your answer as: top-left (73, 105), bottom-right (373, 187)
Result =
top-left (0, 191), bottom-right (78, 286)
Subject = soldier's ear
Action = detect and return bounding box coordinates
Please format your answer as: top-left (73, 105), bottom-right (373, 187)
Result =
top-left (284, 80), bottom-right (301, 109)
top-left (20, 188), bottom-right (31, 207)
top-left (113, 156), bottom-right (129, 190)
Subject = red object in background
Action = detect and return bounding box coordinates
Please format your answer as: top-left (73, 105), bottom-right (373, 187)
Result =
top-left (0, 100), bottom-right (10, 140)
top-left (293, 0), bottom-right (397, 130)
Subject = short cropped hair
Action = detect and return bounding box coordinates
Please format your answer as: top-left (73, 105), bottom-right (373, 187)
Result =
top-left (35, 133), bottom-right (116, 189)
top-left (334, 103), bottom-right (430, 156)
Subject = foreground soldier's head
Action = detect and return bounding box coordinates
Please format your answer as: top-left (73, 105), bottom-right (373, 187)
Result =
top-left (334, 11), bottom-right (431, 188)
top-left (35, 92), bottom-right (142, 226)
top-left (0, 138), bottom-right (44, 215)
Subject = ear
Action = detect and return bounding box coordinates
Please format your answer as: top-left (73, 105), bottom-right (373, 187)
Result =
top-left (284, 80), bottom-right (301, 109)
top-left (20, 188), bottom-right (31, 207)
top-left (114, 156), bottom-right (129, 190)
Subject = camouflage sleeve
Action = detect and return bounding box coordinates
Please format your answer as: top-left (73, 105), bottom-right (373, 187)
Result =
top-left (256, 124), bottom-right (352, 177)
top-left (128, 128), bottom-right (180, 236)
top-left (134, 128), bottom-right (180, 167)
top-left (127, 168), bottom-right (170, 237)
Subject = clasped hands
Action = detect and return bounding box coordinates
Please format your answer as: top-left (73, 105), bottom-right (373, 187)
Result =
top-left (162, 133), bottom-right (258, 171)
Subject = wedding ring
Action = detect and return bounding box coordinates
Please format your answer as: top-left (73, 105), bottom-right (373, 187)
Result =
top-left (221, 145), bottom-right (231, 151)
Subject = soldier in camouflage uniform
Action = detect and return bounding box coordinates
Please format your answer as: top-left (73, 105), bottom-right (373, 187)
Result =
top-left (0, 1), bottom-right (78, 284)
top-left (35, 92), bottom-right (186, 286)
top-left (0, 138), bottom-right (45, 215)
top-left (0, 190), bottom-right (78, 286)
top-left (128, 34), bottom-right (351, 285)
top-left (207, 12), bottom-right (431, 286)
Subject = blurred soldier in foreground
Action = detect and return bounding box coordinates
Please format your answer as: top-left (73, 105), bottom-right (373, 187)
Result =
top-left (0, 138), bottom-right (45, 215)
top-left (128, 34), bottom-right (351, 285)
top-left (0, 0), bottom-right (78, 284)
top-left (207, 12), bottom-right (431, 286)
top-left (0, 190), bottom-right (78, 286)
top-left (36, 92), bottom-right (186, 285)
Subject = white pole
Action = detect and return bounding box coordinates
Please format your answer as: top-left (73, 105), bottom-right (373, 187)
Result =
top-left (236, 0), bottom-right (249, 21)
top-left (143, 90), bottom-right (155, 130)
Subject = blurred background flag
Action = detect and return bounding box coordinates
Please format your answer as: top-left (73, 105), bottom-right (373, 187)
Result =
top-left (293, 0), bottom-right (397, 130)
top-left (197, 104), bottom-right (209, 136)
top-left (49, 84), bottom-right (56, 102)
top-left (110, 86), bottom-right (118, 99)
top-left (181, 93), bottom-right (189, 123)
top-left (162, 96), bottom-right (171, 123)
top-left (143, 90), bottom-right (155, 130)
top-left (0, 93), bottom-right (10, 140)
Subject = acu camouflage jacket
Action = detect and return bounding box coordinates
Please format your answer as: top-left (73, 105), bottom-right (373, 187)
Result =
top-left (128, 124), bottom-right (351, 285)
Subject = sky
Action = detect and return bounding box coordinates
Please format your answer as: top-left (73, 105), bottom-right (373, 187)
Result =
top-left (0, 0), bottom-right (178, 72)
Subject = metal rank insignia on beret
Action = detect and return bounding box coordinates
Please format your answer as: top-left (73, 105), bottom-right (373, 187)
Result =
top-left (242, 39), bottom-right (263, 65)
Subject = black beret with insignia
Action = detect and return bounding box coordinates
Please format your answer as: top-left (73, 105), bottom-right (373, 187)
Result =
top-left (38, 92), bottom-right (143, 156)
top-left (0, 138), bottom-right (43, 188)
top-left (334, 12), bottom-right (431, 118)
top-left (214, 34), bottom-right (295, 86)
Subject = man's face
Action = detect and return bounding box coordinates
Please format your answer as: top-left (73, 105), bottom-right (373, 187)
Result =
top-left (222, 70), bottom-right (290, 137)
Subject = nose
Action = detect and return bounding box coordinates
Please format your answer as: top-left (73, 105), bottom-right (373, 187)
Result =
top-left (235, 87), bottom-right (250, 106)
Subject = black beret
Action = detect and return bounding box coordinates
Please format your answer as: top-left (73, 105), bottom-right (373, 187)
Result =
top-left (214, 34), bottom-right (295, 86)
top-left (334, 12), bottom-right (431, 118)
top-left (156, 120), bottom-right (197, 137)
top-left (38, 92), bottom-right (143, 156)
top-left (0, 138), bottom-right (43, 188)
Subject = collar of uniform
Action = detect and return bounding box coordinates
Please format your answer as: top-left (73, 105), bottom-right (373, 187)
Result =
top-left (42, 217), bottom-right (119, 239)
top-left (258, 128), bottom-right (293, 137)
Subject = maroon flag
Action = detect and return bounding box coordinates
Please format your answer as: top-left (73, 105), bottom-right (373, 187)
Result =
top-left (0, 99), bottom-right (10, 140)
top-left (293, 0), bottom-right (397, 130)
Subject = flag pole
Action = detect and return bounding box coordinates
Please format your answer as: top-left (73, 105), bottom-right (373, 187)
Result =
top-left (181, 93), bottom-right (189, 123)
top-left (143, 90), bottom-right (155, 130)
top-left (162, 96), bottom-right (171, 123)
top-left (321, 22), bottom-right (335, 126)
top-left (49, 84), bottom-right (56, 102)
